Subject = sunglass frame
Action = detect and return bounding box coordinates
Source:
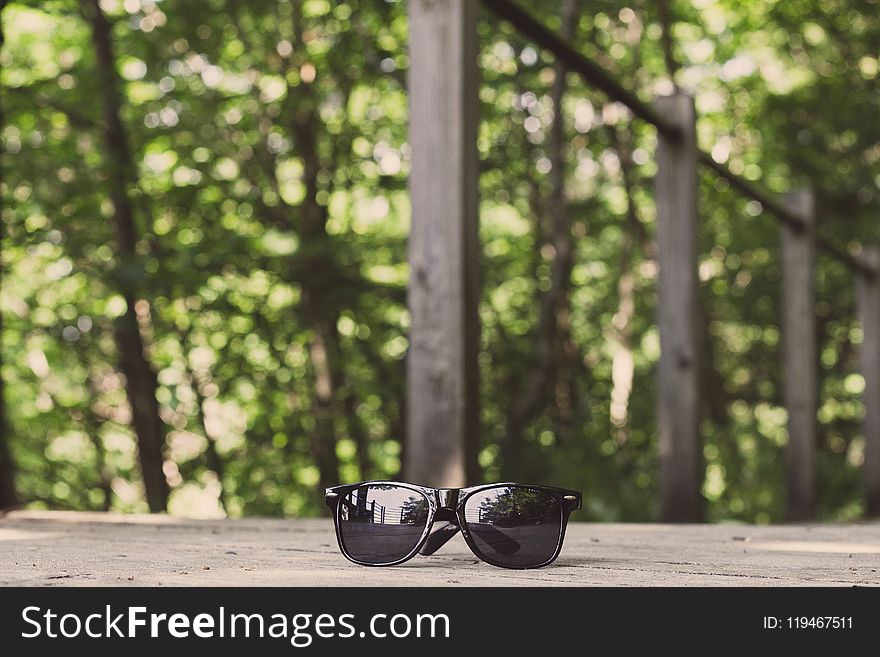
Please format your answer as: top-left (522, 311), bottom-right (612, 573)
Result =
top-left (325, 481), bottom-right (582, 570)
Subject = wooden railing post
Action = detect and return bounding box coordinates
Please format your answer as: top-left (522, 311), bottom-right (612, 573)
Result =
top-left (405, 0), bottom-right (480, 487)
top-left (857, 245), bottom-right (880, 516)
top-left (654, 93), bottom-right (702, 522)
top-left (781, 189), bottom-right (817, 521)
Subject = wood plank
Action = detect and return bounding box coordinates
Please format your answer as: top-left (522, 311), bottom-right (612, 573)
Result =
top-left (406, 0), bottom-right (480, 487)
top-left (1, 511), bottom-right (878, 586)
top-left (858, 245), bottom-right (880, 515)
top-left (654, 93), bottom-right (702, 522)
top-left (781, 190), bottom-right (817, 521)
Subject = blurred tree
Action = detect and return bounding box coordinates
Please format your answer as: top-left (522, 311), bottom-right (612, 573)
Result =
top-left (0, 311), bottom-right (17, 509)
top-left (83, 0), bottom-right (169, 512)
top-left (502, 0), bottom-right (579, 481)
top-left (0, 0), bottom-right (877, 521)
top-left (0, 0), bottom-right (19, 511)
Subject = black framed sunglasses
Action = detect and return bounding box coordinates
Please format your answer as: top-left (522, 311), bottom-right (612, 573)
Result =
top-left (325, 481), bottom-right (581, 569)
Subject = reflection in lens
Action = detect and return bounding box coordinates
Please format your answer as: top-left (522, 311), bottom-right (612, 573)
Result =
top-left (338, 485), bottom-right (430, 564)
top-left (464, 486), bottom-right (562, 567)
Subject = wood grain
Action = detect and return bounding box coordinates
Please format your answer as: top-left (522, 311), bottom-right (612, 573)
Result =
top-left (781, 189), bottom-right (817, 521)
top-left (406, 0), bottom-right (480, 487)
top-left (2, 512), bottom-right (877, 587)
top-left (654, 93), bottom-right (701, 522)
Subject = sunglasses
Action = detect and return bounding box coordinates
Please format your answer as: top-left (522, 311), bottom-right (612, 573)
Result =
top-left (325, 481), bottom-right (582, 569)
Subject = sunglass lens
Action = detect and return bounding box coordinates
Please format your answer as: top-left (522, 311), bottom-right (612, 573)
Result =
top-left (463, 486), bottom-right (563, 567)
top-left (337, 484), bottom-right (430, 565)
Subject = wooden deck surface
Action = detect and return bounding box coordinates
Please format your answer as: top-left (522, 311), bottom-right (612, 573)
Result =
top-left (1, 511), bottom-right (878, 586)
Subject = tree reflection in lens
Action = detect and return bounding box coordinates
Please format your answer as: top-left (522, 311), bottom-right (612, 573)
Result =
top-left (338, 484), bottom-right (430, 564)
top-left (464, 486), bottom-right (562, 567)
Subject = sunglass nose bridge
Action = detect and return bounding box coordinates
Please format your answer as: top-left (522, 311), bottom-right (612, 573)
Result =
top-left (434, 508), bottom-right (458, 523)
top-left (435, 488), bottom-right (460, 510)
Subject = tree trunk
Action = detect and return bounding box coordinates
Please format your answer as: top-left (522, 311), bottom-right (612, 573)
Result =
top-left (0, 430), bottom-right (16, 511)
top-left (656, 0), bottom-right (681, 90)
top-left (304, 322), bottom-right (341, 493)
top-left (608, 127), bottom-right (639, 446)
top-left (0, 5), bottom-right (18, 512)
top-left (85, 0), bottom-right (168, 512)
top-left (0, 314), bottom-right (17, 511)
top-left (286, 0), bottom-right (345, 496)
top-left (502, 0), bottom-right (578, 480)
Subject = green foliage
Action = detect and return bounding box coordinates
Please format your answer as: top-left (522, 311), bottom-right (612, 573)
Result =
top-left (2, 0), bottom-right (877, 521)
